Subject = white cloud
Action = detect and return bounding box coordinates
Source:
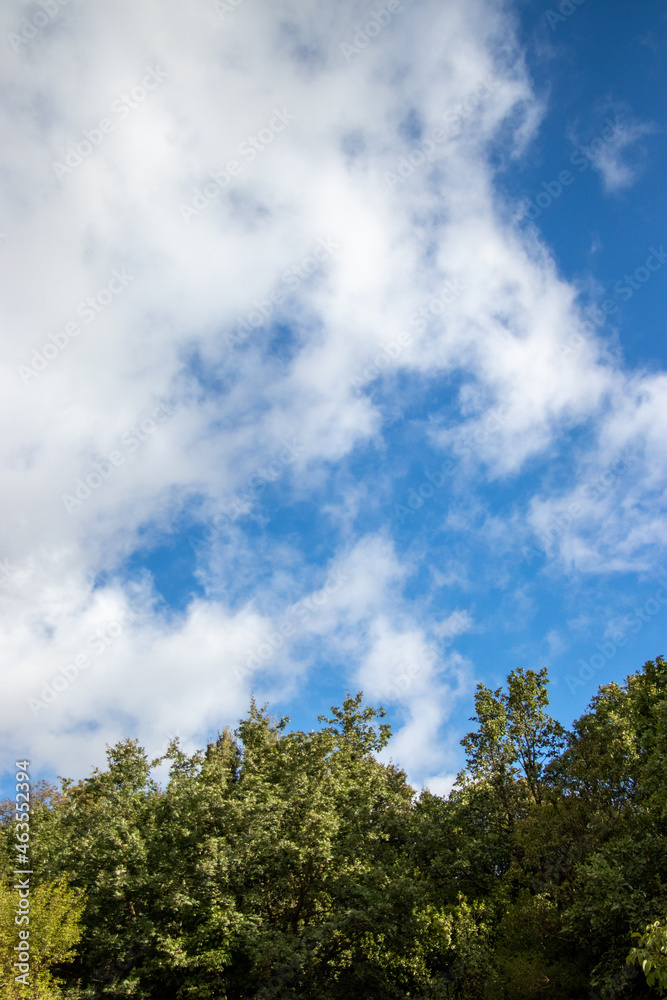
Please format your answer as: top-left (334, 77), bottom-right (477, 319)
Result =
top-left (1, 0), bottom-right (665, 787)
top-left (566, 102), bottom-right (660, 194)
top-left (588, 118), bottom-right (660, 193)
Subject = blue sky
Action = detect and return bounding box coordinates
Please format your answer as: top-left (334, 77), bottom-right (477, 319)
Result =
top-left (1, 0), bottom-right (665, 799)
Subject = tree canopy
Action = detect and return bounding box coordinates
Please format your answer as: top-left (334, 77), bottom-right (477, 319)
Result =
top-left (2, 658), bottom-right (666, 998)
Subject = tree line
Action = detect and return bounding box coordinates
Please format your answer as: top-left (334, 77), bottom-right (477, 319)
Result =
top-left (1, 656), bottom-right (666, 998)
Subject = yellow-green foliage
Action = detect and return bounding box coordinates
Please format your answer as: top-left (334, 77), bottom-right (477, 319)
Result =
top-left (0, 878), bottom-right (85, 999)
top-left (627, 919), bottom-right (667, 995)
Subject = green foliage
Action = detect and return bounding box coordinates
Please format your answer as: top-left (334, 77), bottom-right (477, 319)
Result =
top-left (0, 878), bottom-right (84, 999)
top-left (458, 667), bottom-right (567, 812)
top-left (1, 657), bottom-right (665, 998)
top-left (627, 920), bottom-right (667, 994)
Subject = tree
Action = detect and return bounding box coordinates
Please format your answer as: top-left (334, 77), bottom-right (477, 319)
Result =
top-left (14, 695), bottom-right (456, 998)
top-left (458, 667), bottom-right (566, 815)
top-left (0, 878), bottom-right (84, 999)
top-left (3, 660), bottom-right (665, 999)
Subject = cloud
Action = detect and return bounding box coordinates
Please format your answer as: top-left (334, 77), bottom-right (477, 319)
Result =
top-left (567, 101), bottom-right (660, 194)
top-left (1, 0), bottom-right (665, 790)
top-left (590, 118), bottom-right (660, 193)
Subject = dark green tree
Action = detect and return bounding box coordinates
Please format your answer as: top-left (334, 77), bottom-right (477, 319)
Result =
top-left (3, 659), bottom-right (665, 1000)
